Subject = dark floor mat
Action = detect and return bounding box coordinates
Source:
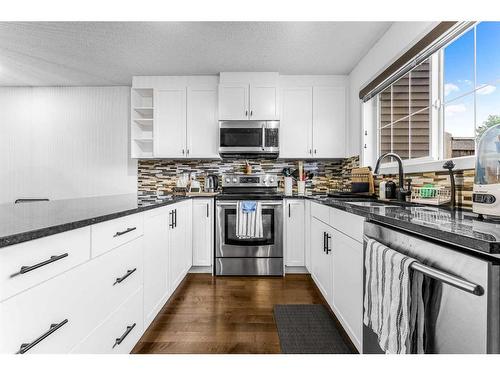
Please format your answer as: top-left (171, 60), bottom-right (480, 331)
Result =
top-left (273, 304), bottom-right (355, 354)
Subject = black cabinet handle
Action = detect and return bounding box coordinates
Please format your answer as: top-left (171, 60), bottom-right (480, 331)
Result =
top-left (113, 227), bottom-right (136, 237)
top-left (245, 110), bottom-right (248, 117)
top-left (174, 209), bottom-right (177, 228)
top-left (15, 198), bottom-right (49, 204)
top-left (12, 253), bottom-right (69, 277)
top-left (323, 232), bottom-right (326, 252)
top-left (326, 234), bottom-right (332, 254)
top-left (250, 110), bottom-right (253, 117)
top-left (169, 211), bottom-right (174, 228)
top-left (206, 203), bottom-right (209, 218)
top-left (112, 323), bottom-right (136, 349)
top-left (288, 203), bottom-right (291, 217)
top-left (113, 268), bottom-right (137, 286)
top-left (16, 319), bottom-right (68, 354)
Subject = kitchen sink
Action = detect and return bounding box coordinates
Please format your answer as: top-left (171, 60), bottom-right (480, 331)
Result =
top-left (346, 201), bottom-right (399, 208)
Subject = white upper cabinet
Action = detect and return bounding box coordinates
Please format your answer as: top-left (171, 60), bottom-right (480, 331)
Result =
top-left (187, 87), bottom-right (219, 159)
top-left (280, 87), bottom-right (313, 158)
top-left (133, 76), bottom-right (219, 159)
top-left (279, 76), bottom-right (348, 159)
top-left (218, 72), bottom-right (279, 121)
top-left (312, 86), bottom-right (346, 158)
top-left (154, 88), bottom-right (187, 158)
top-left (218, 84), bottom-right (249, 120)
top-left (249, 85), bottom-right (279, 120)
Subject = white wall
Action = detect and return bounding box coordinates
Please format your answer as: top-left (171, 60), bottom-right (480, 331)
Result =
top-left (347, 22), bottom-right (439, 160)
top-left (0, 86), bottom-right (137, 204)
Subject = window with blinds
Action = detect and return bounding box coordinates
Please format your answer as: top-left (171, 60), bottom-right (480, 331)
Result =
top-left (378, 59), bottom-right (432, 162)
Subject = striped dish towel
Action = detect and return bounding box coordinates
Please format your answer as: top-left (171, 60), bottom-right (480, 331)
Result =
top-left (363, 237), bottom-right (425, 354)
top-left (236, 201), bottom-right (263, 239)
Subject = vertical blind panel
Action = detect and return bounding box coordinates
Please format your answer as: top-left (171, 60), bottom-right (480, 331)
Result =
top-left (379, 59), bottom-right (431, 160)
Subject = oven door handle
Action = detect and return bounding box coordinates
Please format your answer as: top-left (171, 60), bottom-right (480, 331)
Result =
top-left (216, 202), bottom-right (283, 206)
top-left (261, 123), bottom-right (266, 151)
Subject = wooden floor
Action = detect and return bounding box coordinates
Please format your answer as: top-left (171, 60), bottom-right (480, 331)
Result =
top-left (132, 273), bottom-right (353, 354)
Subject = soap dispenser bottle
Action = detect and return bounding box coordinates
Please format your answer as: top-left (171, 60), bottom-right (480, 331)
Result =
top-left (379, 180), bottom-right (387, 200)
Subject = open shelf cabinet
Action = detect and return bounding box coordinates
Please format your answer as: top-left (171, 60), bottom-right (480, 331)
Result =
top-left (131, 88), bottom-right (154, 158)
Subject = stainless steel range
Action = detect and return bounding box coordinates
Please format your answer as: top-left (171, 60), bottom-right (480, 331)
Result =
top-left (215, 173), bottom-right (283, 276)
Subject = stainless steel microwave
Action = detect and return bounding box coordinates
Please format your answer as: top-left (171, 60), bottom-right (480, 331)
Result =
top-left (218, 121), bottom-right (279, 159)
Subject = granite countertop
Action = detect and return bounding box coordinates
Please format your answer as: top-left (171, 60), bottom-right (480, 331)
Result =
top-left (308, 196), bottom-right (500, 256)
top-left (3, 192), bottom-right (500, 258)
top-left (0, 194), bottom-right (194, 248)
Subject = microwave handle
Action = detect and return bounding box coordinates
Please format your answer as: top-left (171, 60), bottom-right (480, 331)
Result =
top-left (261, 123), bottom-right (265, 151)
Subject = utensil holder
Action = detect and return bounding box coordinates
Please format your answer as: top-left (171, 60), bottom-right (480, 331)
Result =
top-left (297, 181), bottom-right (306, 196)
top-left (284, 177), bottom-right (293, 196)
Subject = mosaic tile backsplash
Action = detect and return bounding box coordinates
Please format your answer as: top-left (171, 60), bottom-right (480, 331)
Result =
top-left (376, 169), bottom-right (475, 208)
top-left (138, 156), bottom-right (360, 198)
top-left (137, 156), bottom-right (475, 208)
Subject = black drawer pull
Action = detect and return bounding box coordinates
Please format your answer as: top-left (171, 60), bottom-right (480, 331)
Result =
top-left (113, 268), bottom-right (137, 286)
top-left (112, 323), bottom-right (136, 349)
top-left (113, 227), bottom-right (136, 237)
top-left (14, 198), bottom-right (50, 204)
top-left (326, 234), bottom-right (332, 254)
top-left (16, 319), bottom-right (68, 354)
top-left (13, 253), bottom-right (69, 277)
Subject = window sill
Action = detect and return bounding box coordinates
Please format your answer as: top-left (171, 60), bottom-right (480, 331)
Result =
top-left (376, 155), bottom-right (475, 175)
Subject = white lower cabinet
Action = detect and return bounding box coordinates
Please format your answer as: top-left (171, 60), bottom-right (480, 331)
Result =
top-left (331, 228), bottom-right (363, 351)
top-left (304, 200), bottom-right (312, 272)
top-left (0, 260), bottom-right (96, 354)
top-left (310, 217), bottom-right (333, 305)
top-left (308, 204), bottom-right (364, 352)
top-left (192, 198), bottom-right (213, 267)
top-left (0, 198), bottom-right (201, 354)
top-left (284, 199), bottom-right (305, 267)
top-left (169, 200), bottom-right (193, 293)
top-left (71, 288), bottom-right (143, 354)
top-left (143, 207), bottom-right (170, 328)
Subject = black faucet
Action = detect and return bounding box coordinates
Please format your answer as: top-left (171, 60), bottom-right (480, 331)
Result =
top-left (373, 152), bottom-right (411, 202)
top-left (442, 160), bottom-right (456, 209)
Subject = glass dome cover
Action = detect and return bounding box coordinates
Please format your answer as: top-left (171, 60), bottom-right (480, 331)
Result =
top-left (475, 123), bottom-right (500, 185)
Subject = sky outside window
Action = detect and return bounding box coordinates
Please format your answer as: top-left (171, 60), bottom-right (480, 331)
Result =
top-left (444, 28), bottom-right (475, 138)
top-left (476, 22), bottom-right (500, 127)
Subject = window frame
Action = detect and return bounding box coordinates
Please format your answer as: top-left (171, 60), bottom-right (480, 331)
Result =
top-left (373, 28), bottom-right (478, 175)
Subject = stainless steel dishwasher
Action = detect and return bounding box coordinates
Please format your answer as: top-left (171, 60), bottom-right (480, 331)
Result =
top-left (363, 221), bottom-right (500, 354)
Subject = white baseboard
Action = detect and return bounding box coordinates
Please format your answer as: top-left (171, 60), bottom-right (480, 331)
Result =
top-left (189, 266), bottom-right (212, 274)
top-left (285, 266), bottom-right (310, 274)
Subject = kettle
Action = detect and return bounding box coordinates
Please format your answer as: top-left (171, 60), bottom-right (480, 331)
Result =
top-left (204, 174), bottom-right (219, 193)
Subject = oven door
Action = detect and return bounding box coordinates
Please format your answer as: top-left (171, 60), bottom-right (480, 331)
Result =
top-left (216, 201), bottom-right (283, 258)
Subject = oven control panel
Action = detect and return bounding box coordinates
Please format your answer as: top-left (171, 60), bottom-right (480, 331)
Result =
top-left (221, 174), bottom-right (278, 188)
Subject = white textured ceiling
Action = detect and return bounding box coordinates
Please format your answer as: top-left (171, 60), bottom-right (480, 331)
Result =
top-left (0, 22), bottom-right (392, 86)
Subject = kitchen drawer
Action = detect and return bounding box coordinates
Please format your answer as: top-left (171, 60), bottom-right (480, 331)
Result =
top-left (84, 237), bottom-right (143, 324)
top-left (91, 213), bottom-right (143, 258)
top-left (71, 288), bottom-right (143, 354)
top-left (0, 227), bottom-right (91, 302)
top-left (330, 208), bottom-right (364, 242)
top-left (311, 202), bottom-right (330, 225)
top-left (0, 260), bottom-right (95, 354)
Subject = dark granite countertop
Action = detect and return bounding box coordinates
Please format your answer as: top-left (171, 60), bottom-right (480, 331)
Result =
top-left (0, 194), bottom-right (198, 248)
top-left (308, 196), bottom-right (500, 256)
top-left (3, 191), bottom-right (500, 258)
